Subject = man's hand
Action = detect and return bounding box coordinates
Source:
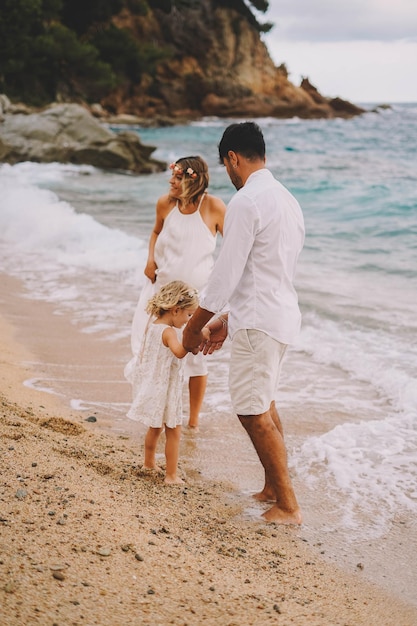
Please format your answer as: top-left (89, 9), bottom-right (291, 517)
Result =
top-left (200, 316), bottom-right (228, 355)
top-left (183, 307), bottom-right (214, 354)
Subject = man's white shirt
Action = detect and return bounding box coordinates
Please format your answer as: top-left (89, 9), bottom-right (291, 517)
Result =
top-left (200, 168), bottom-right (305, 345)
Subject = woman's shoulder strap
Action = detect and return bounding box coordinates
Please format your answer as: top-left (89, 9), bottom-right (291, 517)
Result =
top-left (197, 190), bottom-right (208, 211)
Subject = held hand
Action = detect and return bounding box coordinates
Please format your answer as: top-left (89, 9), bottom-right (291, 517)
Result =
top-left (201, 327), bottom-right (211, 342)
top-left (200, 316), bottom-right (228, 355)
top-left (183, 307), bottom-right (215, 354)
top-left (195, 327), bottom-right (211, 355)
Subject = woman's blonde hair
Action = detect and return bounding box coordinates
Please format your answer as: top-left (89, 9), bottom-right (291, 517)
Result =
top-left (146, 280), bottom-right (199, 317)
top-left (171, 156), bottom-right (209, 206)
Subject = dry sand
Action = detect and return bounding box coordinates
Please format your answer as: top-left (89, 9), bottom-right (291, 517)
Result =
top-left (1, 284), bottom-right (417, 625)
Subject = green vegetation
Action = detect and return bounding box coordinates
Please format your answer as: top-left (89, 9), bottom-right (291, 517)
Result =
top-left (90, 24), bottom-right (167, 85)
top-left (0, 0), bottom-right (163, 103)
top-left (0, 0), bottom-right (271, 105)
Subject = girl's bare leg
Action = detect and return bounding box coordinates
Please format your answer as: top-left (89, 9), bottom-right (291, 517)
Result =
top-left (187, 375), bottom-right (207, 429)
top-left (143, 427), bottom-right (163, 470)
top-left (164, 425), bottom-right (184, 484)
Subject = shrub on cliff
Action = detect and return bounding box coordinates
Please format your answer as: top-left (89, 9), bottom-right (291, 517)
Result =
top-left (0, 0), bottom-right (174, 105)
top-left (0, 0), bottom-right (116, 104)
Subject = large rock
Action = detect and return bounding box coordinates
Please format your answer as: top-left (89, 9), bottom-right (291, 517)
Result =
top-left (0, 101), bottom-right (165, 173)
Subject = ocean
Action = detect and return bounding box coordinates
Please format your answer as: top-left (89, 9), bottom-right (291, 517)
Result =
top-left (1, 103), bottom-right (416, 605)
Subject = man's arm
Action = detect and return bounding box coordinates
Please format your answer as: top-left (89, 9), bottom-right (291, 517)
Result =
top-left (183, 307), bottom-right (214, 354)
top-left (198, 195), bottom-right (256, 315)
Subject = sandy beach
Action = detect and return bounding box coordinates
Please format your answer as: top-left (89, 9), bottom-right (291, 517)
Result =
top-left (1, 274), bottom-right (417, 626)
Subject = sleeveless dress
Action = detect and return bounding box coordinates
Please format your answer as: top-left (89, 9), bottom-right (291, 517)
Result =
top-left (127, 322), bottom-right (184, 428)
top-left (125, 195), bottom-right (217, 382)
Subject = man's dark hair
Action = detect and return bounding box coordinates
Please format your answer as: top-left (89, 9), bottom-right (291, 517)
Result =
top-left (218, 122), bottom-right (266, 163)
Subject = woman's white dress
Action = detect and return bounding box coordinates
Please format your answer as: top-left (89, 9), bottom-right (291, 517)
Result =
top-left (127, 323), bottom-right (184, 428)
top-left (125, 198), bottom-right (217, 382)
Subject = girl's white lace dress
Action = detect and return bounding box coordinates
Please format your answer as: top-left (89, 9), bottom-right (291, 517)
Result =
top-left (127, 322), bottom-right (184, 428)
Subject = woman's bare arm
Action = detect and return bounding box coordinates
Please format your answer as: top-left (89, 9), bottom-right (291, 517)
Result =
top-left (144, 195), bottom-right (172, 282)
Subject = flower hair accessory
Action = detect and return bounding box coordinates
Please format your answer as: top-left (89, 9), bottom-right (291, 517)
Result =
top-left (169, 162), bottom-right (198, 179)
top-left (178, 288), bottom-right (199, 302)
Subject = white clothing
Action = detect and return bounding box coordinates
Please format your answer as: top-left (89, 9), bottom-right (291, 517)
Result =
top-left (127, 322), bottom-right (184, 428)
top-left (126, 195), bottom-right (217, 380)
top-left (154, 199), bottom-right (217, 291)
top-left (200, 169), bottom-right (305, 345)
top-left (229, 329), bottom-right (287, 415)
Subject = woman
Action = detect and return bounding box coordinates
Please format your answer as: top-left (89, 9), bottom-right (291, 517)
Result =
top-left (126, 156), bottom-right (226, 429)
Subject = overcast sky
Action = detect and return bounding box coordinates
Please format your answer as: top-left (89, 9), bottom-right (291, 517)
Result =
top-left (261, 0), bottom-right (417, 103)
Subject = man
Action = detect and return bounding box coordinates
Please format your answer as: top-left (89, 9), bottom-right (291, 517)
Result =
top-left (183, 122), bottom-right (304, 524)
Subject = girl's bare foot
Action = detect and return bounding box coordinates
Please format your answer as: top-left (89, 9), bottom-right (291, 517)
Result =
top-left (164, 475), bottom-right (185, 485)
top-left (141, 465), bottom-right (164, 474)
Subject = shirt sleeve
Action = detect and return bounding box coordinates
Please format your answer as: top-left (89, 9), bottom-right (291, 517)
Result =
top-left (200, 192), bottom-right (258, 313)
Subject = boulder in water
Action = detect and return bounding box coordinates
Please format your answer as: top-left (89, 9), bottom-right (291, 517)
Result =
top-left (0, 101), bottom-right (165, 174)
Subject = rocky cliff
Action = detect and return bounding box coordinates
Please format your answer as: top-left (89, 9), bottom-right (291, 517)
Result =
top-left (100, 0), bottom-right (364, 120)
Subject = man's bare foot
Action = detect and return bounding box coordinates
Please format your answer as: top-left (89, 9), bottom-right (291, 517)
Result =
top-left (252, 489), bottom-right (276, 503)
top-left (164, 475), bottom-right (185, 485)
top-left (262, 505), bottom-right (302, 525)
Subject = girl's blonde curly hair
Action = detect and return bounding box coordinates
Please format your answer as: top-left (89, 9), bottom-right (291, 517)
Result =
top-left (170, 156), bottom-right (209, 206)
top-left (146, 280), bottom-right (199, 318)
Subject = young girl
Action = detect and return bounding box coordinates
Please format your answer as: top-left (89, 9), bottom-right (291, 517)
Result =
top-left (127, 280), bottom-right (207, 484)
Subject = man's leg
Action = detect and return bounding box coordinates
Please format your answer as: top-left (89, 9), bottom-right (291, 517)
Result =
top-left (238, 405), bottom-right (302, 525)
top-left (252, 401), bottom-right (284, 502)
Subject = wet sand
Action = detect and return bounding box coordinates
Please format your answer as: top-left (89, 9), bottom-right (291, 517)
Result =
top-left (1, 272), bottom-right (417, 625)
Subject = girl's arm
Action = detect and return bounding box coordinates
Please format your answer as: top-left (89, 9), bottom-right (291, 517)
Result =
top-left (162, 327), bottom-right (187, 358)
top-left (144, 195), bottom-right (171, 282)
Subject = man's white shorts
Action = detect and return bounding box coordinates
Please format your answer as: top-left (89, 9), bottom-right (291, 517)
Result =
top-left (229, 329), bottom-right (287, 416)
